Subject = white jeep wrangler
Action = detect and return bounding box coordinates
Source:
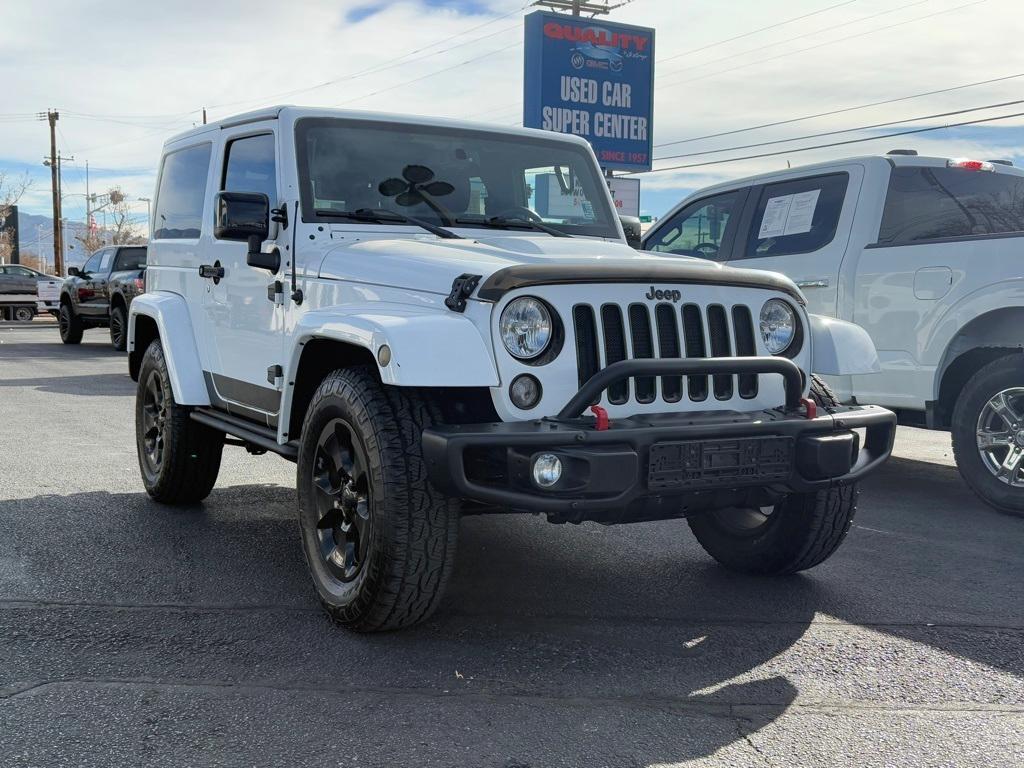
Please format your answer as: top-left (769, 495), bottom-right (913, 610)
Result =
top-left (129, 106), bottom-right (895, 632)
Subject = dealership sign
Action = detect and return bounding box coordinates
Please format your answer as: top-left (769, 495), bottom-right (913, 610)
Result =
top-left (523, 10), bottom-right (654, 172)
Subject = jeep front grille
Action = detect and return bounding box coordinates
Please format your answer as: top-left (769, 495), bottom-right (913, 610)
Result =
top-left (572, 302), bottom-right (760, 405)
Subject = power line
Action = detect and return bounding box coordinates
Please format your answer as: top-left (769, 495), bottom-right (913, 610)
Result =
top-left (656, 0), bottom-right (926, 84)
top-left (205, 3), bottom-right (532, 114)
top-left (627, 109), bottom-right (1024, 175)
top-left (656, 0), bottom-right (988, 91)
top-left (654, 71), bottom-right (1024, 149)
top-left (652, 98), bottom-right (1024, 162)
top-left (332, 41), bottom-right (523, 108)
top-left (657, 0), bottom-right (861, 66)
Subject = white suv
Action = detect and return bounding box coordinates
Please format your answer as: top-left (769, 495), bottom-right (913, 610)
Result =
top-left (645, 152), bottom-right (1024, 515)
top-left (129, 106), bottom-right (894, 631)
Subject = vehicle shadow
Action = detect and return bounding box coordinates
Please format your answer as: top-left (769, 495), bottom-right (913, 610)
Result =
top-left (0, 341), bottom-right (124, 360)
top-left (0, 372), bottom-right (134, 396)
top-left (1, 457), bottom-right (1021, 764)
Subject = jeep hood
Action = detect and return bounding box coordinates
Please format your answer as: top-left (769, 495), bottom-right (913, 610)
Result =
top-left (316, 234), bottom-right (804, 304)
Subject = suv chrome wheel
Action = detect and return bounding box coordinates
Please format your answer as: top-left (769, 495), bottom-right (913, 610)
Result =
top-left (140, 370), bottom-right (168, 476)
top-left (312, 418), bottom-right (371, 583)
top-left (975, 387), bottom-right (1024, 487)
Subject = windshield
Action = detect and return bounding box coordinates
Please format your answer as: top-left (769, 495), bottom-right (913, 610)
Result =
top-left (295, 117), bottom-right (619, 238)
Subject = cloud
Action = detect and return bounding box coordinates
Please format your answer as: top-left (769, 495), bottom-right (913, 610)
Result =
top-left (2, 0), bottom-right (1022, 220)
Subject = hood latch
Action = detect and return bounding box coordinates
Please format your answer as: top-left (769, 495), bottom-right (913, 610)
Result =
top-left (445, 273), bottom-right (482, 313)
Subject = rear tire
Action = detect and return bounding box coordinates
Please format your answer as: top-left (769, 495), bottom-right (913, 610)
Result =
top-left (136, 339), bottom-right (224, 504)
top-left (58, 303), bottom-right (83, 344)
top-left (950, 354), bottom-right (1024, 517)
top-left (110, 304), bottom-right (128, 351)
top-left (13, 306), bottom-right (34, 323)
top-left (296, 366), bottom-right (459, 632)
top-left (688, 375), bottom-right (859, 574)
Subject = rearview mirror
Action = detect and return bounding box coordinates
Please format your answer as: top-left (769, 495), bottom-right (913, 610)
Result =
top-left (214, 191), bottom-right (269, 242)
top-left (619, 214), bottom-right (642, 250)
top-left (214, 191), bottom-right (279, 273)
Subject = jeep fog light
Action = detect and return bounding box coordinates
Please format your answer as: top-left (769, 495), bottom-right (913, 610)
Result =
top-left (500, 297), bottom-right (552, 359)
top-left (509, 374), bottom-right (542, 410)
top-left (760, 299), bottom-right (796, 354)
top-left (532, 453), bottom-right (563, 488)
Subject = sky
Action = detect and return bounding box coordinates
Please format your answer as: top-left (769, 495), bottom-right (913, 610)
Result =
top-left (1, 0), bottom-right (1022, 228)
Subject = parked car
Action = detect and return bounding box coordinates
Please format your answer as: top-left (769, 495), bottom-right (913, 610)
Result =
top-left (128, 106), bottom-right (894, 632)
top-left (59, 244), bottom-right (147, 349)
top-left (0, 264), bottom-right (43, 322)
top-left (643, 151), bottom-right (1024, 515)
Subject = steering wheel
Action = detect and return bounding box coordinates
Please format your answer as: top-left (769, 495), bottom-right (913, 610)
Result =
top-left (692, 242), bottom-right (720, 257)
top-left (491, 206), bottom-right (543, 222)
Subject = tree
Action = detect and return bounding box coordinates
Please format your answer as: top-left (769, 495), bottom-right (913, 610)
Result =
top-left (0, 171), bottom-right (31, 262)
top-left (74, 187), bottom-right (147, 252)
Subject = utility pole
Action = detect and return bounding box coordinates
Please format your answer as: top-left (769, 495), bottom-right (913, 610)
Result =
top-left (532, 0), bottom-right (623, 16)
top-left (45, 109), bottom-right (62, 275)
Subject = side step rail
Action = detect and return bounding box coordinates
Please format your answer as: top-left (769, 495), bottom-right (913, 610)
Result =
top-left (190, 407), bottom-right (298, 461)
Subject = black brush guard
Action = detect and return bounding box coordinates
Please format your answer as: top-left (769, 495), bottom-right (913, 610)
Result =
top-left (422, 357), bottom-right (895, 521)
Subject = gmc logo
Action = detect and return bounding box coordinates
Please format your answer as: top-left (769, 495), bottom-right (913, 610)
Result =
top-left (645, 286), bottom-right (681, 302)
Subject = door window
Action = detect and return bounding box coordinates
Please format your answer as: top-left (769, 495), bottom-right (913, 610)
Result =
top-left (113, 247), bottom-right (146, 271)
top-left (97, 249), bottom-right (113, 272)
top-left (154, 143), bottom-right (213, 239)
top-left (222, 133), bottom-right (277, 201)
top-left (744, 173), bottom-right (848, 259)
top-left (878, 166), bottom-right (1024, 244)
top-left (6, 266), bottom-right (34, 277)
top-left (81, 251), bottom-right (103, 274)
top-left (646, 190), bottom-right (742, 260)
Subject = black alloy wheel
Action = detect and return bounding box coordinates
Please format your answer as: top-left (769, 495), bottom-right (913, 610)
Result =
top-left (311, 418), bottom-right (372, 583)
top-left (140, 369), bottom-right (168, 479)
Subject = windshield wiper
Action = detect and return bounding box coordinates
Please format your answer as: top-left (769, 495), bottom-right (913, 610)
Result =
top-left (314, 208), bottom-right (462, 239)
top-left (455, 215), bottom-right (571, 238)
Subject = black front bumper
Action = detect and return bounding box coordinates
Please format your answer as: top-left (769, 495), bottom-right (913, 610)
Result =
top-left (422, 357), bottom-right (896, 521)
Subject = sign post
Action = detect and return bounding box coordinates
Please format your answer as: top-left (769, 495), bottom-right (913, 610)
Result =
top-left (523, 10), bottom-right (654, 173)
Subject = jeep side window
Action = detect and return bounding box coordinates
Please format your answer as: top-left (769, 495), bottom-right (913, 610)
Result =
top-left (97, 249), bottom-right (113, 273)
top-left (153, 143), bottom-right (213, 240)
top-left (744, 173), bottom-right (848, 259)
top-left (878, 166), bottom-right (1024, 245)
top-left (646, 190), bottom-right (741, 260)
top-left (222, 133), bottom-right (277, 202)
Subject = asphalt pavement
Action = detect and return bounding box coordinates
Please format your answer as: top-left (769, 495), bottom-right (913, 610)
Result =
top-left (1, 320), bottom-right (1022, 768)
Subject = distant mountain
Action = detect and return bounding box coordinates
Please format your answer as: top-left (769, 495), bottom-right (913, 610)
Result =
top-left (16, 211), bottom-right (107, 271)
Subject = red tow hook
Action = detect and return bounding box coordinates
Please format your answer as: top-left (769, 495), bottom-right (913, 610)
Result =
top-left (800, 397), bottom-right (817, 420)
top-left (589, 404), bottom-right (610, 431)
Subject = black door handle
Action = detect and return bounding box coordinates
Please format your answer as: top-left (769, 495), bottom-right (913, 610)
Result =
top-left (199, 262), bottom-right (225, 284)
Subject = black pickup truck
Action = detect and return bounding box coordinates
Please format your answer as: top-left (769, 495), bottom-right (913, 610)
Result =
top-left (59, 245), bottom-right (147, 350)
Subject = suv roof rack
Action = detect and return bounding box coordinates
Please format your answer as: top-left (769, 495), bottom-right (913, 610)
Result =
top-left (886, 149), bottom-right (918, 156)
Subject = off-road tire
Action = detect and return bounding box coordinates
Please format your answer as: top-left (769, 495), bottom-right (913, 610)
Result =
top-left (296, 366), bottom-right (459, 632)
top-left (110, 304), bottom-right (128, 351)
top-left (136, 339), bottom-right (223, 504)
top-left (688, 375), bottom-right (859, 574)
top-left (58, 303), bottom-right (83, 344)
top-left (950, 354), bottom-right (1024, 517)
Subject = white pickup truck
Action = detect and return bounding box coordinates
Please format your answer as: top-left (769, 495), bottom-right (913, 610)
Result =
top-left (644, 152), bottom-right (1024, 515)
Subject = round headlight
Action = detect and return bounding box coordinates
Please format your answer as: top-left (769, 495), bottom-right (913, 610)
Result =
top-left (500, 297), bottom-right (553, 360)
top-left (760, 299), bottom-right (796, 355)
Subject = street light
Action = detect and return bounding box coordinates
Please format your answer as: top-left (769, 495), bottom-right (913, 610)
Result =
top-left (138, 197), bottom-right (152, 224)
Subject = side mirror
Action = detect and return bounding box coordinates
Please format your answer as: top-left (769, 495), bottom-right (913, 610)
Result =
top-left (213, 191), bottom-right (279, 273)
top-left (67, 267), bottom-right (80, 277)
top-left (619, 214), bottom-right (643, 250)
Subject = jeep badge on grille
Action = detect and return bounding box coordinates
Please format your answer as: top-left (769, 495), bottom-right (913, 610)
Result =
top-left (645, 286), bottom-right (682, 302)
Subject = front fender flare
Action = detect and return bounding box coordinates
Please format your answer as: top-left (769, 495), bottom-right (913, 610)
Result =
top-left (128, 292), bottom-right (210, 405)
top-left (809, 314), bottom-right (881, 375)
top-left (287, 303), bottom-right (500, 388)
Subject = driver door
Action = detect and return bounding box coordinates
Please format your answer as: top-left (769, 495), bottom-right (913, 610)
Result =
top-left (644, 189), bottom-right (748, 262)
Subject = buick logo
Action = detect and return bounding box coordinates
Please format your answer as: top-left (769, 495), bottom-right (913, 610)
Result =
top-left (645, 286), bottom-right (681, 302)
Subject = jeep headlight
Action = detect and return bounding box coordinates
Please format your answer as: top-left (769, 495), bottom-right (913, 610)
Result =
top-left (759, 299), bottom-right (796, 355)
top-left (500, 297), bottom-right (553, 360)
